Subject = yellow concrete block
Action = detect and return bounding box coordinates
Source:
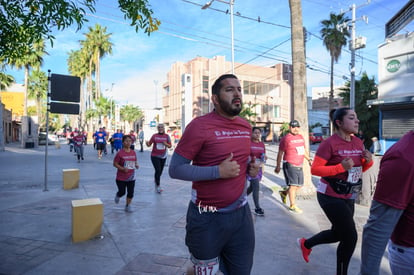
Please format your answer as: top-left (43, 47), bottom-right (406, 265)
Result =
top-left (71, 198), bottom-right (103, 243)
top-left (63, 169), bottom-right (79, 190)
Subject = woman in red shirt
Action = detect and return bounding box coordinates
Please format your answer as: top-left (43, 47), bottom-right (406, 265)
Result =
top-left (297, 107), bottom-right (373, 275)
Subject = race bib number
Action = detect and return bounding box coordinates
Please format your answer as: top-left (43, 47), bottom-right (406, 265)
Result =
top-left (347, 166), bottom-right (362, 183)
top-left (156, 143), bottom-right (165, 150)
top-left (295, 146), bottom-right (305, 155)
top-left (124, 161), bottom-right (135, 170)
top-left (98, 138), bottom-right (103, 143)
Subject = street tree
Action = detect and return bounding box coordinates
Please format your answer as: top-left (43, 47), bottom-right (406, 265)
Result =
top-left (121, 104), bottom-right (144, 131)
top-left (289, 0), bottom-right (314, 195)
top-left (67, 49), bottom-right (89, 129)
top-left (82, 24), bottom-right (113, 100)
top-left (0, 73), bottom-right (14, 90)
top-left (338, 72), bottom-right (379, 147)
top-left (27, 69), bottom-right (48, 127)
top-left (320, 13), bottom-right (350, 111)
top-left (239, 103), bottom-right (257, 125)
top-left (0, 0), bottom-right (160, 63)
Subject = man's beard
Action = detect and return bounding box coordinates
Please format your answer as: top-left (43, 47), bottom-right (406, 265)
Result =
top-left (218, 97), bottom-right (242, 116)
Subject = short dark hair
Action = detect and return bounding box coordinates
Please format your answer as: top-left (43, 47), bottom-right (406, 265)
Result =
top-left (252, 127), bottom-right (261, 132)
top-left (331, 107), bottom-right (352, 130)
top-left (122, 135), bottom-right (132, 142)
top-left (212, 74), bottom-right (238, 95)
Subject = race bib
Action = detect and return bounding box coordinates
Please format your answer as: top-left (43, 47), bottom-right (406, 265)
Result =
top-left (347, 166), bottom-right (362, 183)
top-left (124, 161), bottom-right (135, 170)
top-left (295, 146), bottom-right (305, 155)
top-left (98, 138), bottom-right (103, 143)
top-left (156, 143), bottom-right (165, 150)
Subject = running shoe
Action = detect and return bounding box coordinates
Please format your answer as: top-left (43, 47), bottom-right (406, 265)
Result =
top-left (279, 190), bottom-right (287, 204)
top-left (125, 205), bottom-right (132, 212)
top-left (114, 195), bottom-right (120, 204)
top-left (297, 238), bottom-right (312, 263)
top-left (289, 205), bottom-right (303, 214)
top-left (254, 208), bottom-right (265, 216)
top-left (156, 186), bottom-right (163, 193)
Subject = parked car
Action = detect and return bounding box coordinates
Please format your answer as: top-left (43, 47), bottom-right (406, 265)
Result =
top-left (38, 132), bottom-right (59, 145)
top-left (309, 132), bottom-right (324, 144)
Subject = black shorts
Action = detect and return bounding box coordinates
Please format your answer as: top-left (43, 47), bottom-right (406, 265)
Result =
top-left (96, 143), bottom-right (105, 151)
top-left (282, 162), bottom-right (304, 187)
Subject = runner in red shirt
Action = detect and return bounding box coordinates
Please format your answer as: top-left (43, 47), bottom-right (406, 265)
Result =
top-left (113, 135), bottom-right (139, 212)
top-left (361, 130), bottom-right (414, 274)
top-left (72, 130), bottom-right (84, 163)
top-left (297, 107), bottom-right (373, 275)
top-left (146, 123), bottom-right (171, 193)
top-left (169, 74), bottom-right (259, 274)
top-left (247, 127), bottom-right (267, 216)
top-left (275, 120), bottom-right (311, 214)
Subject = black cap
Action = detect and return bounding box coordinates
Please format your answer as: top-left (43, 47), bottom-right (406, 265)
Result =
top-left (289, 120), bottom-right (300, 127)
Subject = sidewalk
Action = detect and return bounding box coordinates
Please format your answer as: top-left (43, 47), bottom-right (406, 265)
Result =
top-left (0, 142), bottom-right (391, 275)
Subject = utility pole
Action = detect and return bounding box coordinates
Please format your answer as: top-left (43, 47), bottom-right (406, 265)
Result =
top-left (339, 1), bottom-right (369, 109)
top-left (350, 3), bottom-right (356, 110)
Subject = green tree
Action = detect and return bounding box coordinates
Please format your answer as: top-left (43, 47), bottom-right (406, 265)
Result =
top-left (0, 0), bottom-right (160, 62)
top-left (68, 49), bottom-right (88, 127)
top-left (121, 104), bottom-right (143, 131)
top-left (239, 103), bottom-right (257, 125)
top-left (27, 69), bottom-right (48, 127)
top-left (82, 24), bottom-right (113, 100)
top-left (9, 39), bottom-right (47, 117)
top-left (320, 13), bottom-right (350, 111)
top-left (338, 72), bottom-right (379, 148)
top-left (0, 72), bottom-right (14, 90)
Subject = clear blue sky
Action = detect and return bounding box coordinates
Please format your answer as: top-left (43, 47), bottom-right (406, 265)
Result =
top-left (6, 0), bottom-right (412, 109)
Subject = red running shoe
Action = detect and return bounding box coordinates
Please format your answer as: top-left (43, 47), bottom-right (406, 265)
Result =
top-left (297, 238), bottom-right (312, 263)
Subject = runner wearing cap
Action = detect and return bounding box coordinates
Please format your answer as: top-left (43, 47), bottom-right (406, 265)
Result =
top-left (275, 119), bottom-right (311, 213)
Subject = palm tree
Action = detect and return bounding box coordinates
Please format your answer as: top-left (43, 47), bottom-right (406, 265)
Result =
top-left (82, 24), bottom-right (113, 100)
top-left (289, 0), bottom-right (313, 195)
top-left (27, 69), bottom-right (48, 127)
top-left (0, 72), bottom-right (14, 90)
top-left (68, 49), bottom-right (89, 129)
top-left (8, 39), bottom-right (47, 145)
top-left (121, 104), bottom-right (143, 131)
top-left (320, 13), bottom-right (350, 111)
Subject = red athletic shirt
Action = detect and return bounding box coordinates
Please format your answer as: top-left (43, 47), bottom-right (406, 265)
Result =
top-left (72, 135), bottom-right (83, 147)
top-left (312, 134), bottom-right (370, 199)
top-left (149, 133), bottom-right (171, 158)
top-left (174, 111), bottom-right (252, 209)
top-left (279, 133), bottom-right (306, 166)
top-left (373, 131), bottom-right (414, 247)
top-left (114, 149), bottom-right (137, 181)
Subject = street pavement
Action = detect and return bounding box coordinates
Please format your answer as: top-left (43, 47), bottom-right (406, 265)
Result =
top-left (0, 141), bottom-right (392, 275)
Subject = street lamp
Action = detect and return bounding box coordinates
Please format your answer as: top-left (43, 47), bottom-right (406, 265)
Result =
top-left (202, 0), bottom-right (235, 74)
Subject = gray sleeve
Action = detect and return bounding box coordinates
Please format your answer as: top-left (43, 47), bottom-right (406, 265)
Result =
top-left (360, 200), bottom-right (404, 275)
top-left (168, 151), bottom-right (220, 181)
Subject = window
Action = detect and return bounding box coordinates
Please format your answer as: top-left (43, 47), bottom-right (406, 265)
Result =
top-left (202, 76), bottom-right (209, 93)
top-left (273, 105), bottom-right (281, 118)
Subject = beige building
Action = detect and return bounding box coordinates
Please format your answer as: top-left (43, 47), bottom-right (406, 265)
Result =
top-left (161, 56), bottom-right (293, 141)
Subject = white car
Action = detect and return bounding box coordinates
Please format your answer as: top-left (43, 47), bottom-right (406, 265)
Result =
top-left (38, 132), bottom-right (59, 145)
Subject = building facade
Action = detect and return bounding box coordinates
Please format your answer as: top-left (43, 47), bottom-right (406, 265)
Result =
top-left (161, 55), bottom-right (293, 141)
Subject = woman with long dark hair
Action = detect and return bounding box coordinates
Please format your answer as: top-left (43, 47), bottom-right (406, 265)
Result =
top-left (297, 107), bottom-right (373, 275)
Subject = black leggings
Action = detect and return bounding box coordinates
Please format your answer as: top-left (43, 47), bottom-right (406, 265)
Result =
top-left (116, 180), bottom-right (135, 199)
top-left (150, 156), bottom-right (166, 186)
top-left (305, 193), bottom-right (357, 275)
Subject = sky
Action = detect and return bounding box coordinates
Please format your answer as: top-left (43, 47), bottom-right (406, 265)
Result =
top-left (5, 0), bottom-right (413, 110)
